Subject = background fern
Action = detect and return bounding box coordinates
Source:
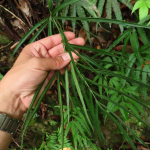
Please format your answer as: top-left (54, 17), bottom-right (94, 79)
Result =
top-left (54, 0), bottom-right (133, 35)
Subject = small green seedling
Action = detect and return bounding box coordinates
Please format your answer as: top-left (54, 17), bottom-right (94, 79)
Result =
top-left (132, 0), bottom-right (150, 20)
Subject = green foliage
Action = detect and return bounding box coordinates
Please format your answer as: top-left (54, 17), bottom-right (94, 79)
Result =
top-left (0, 73), bottom-right (3, 81)
top-left (10, 0), bottom-right (150, 149)
top-left (54, 0), bottom-right (133, 38)
top-left (132, 0), bottom-right (150, 20)
top-left (45, 129), bottom-right (74, 150)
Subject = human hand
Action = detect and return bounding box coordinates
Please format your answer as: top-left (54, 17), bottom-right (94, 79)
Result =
top-left (0, 32), bottom-right (85, 119)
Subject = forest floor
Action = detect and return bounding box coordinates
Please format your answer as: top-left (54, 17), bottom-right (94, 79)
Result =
top-left (0, 0), bottom-right (150, 150)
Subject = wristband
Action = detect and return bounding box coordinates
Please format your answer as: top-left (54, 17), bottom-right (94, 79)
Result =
top-left (0, 113), bottom-right (20, 135)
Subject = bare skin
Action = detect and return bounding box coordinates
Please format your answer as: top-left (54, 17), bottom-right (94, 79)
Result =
top-left (0, 32), bottom-right (85, 150)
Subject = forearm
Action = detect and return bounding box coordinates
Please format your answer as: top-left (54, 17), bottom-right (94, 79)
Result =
top-left (0, 131), bottom-right (12, 150)
top-left (0, 86), bottom-right (25, 149)
top-left (0, 91), bottom-right (15, 150)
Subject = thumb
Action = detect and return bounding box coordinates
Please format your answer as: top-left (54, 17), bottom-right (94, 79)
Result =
top-left (33, 52), bottom-right (78, 71)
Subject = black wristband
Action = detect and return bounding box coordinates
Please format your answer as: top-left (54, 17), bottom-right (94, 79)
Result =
top-left (0, 113), bottom-right (20, 135)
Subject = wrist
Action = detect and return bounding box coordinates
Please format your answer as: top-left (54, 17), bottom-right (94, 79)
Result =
top-left (0, 86), bottom-right (26, 120)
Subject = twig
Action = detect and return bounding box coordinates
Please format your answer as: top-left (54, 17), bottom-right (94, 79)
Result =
top-left (0, 31), bottom-right (12, 37)
top-left (0, 41), bottom-right (13, 50)
top-left (0, 5), bottom-right (25, 25)
top-left (10, 41), bottom-right (19, 50)
top-left (12, 138), bottom-right (26, 150)
top-left (119, 140), bottom-right (125, 149)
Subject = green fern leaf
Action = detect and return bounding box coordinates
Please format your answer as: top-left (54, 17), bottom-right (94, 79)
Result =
top-left (124, 103), bottom-right (141, 119)
top-left (98, 76), bottom-right (103, 95)
top-left (138, 14), bottom-right (150, 24)
top-left (127, 97), bottom-right (145, 116)
top-left (106, 0), bottom-right (112, 29)
top-left (55, 0), bottom-right (63, 6)
top-left (80, 0), bottom-right (97, 17)
top-left (106, 0), bottom-right (112, 20)
top-left (142, 65), bottom-right (148, 102)
top-left (130, 29), bottom-right (142, 65)
top-left (71, 122), bottom-right (78, 149)
top-left (119, 0), bottom-right (133, 10)
top-left (122, 54), bottom-right (136, 87)
top-left (62, 5), bottom-right (69, 25)
top-left (146, 0), bottom-right (150, 8)
top-left (55, 0), bottom-right (63, 16)
top-left (112, 0), bottom-right (124, 33)
top-left (77, 4), bottom-right (91, 44)
top-left (139, 3), bottom-right (149, 20)
top-left (70, 3), bottom-right (77, 32)
top-left (107, 29), bottom-right (131, 52)
top-left (106, 93), bottom-right (120, 113)
top-left (120, 102), bottom-right (129, 121)
top-left (98, 0), bottom-right (105, 17)
top-left (132, 0), bottom-right (143, 13)
top-left (137, 28), bottom-right (149, 45)
top-left (64, 122), bottom-right (72, 138)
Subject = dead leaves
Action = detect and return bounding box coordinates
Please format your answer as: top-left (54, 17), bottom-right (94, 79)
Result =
top-left (40, 103), bottom-right (47, 119)
top-left (18, 0), bottom-right (31, 17)
top-left (11, 19), bottom-right (28, 33)
top-left (115, 45), bottom-right (133, 53)
top-left (137, 142), bottom-right (150, 150)
top-left (79, 28), bottom-right (88, 42)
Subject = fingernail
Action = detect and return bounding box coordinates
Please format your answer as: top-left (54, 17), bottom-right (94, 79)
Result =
top-left (62, 53), bottom-right (71, 61)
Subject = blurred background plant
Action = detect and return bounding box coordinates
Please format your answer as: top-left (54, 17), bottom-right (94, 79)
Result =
top-left (1, 0), bottom-right (150, 150)
top-left (131, 0), bottom-right (150, 21)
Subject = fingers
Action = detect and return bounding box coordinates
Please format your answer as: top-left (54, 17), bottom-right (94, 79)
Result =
top-left (36, 31), bottom-right (75, 50)
top-left (14, 42), bottom-right (49, 65)
top-left (15, 33), bottom-right (84, 66)
top-left (49, 37), bottom-right (85, 57)
top-left (33, 52), bottom-right (78, 71)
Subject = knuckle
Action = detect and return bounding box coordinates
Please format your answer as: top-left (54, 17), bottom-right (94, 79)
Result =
top-left (33, 43), bottom-right (41, 52)
top-left (53, 56), bottom-right (64, 69)
top-left (32, 42), bottom-right (48, 58)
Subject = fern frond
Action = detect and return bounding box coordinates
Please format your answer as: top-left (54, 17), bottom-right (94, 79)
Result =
top-left (112, 0), bottom-right (124, 33)
top-left (62, 5), bottom-right (70, 25)
top-left (98, 0), bottom-right (105, 17)
top-left (80, 0), bottom-right (98, 17)
top-left (142, 65), bottom-right (148, 103)
top-left (46, 130), bottom-right (74, 150)
top-left (119, 0), bottom-right (133, 10)
top-left (70, 3), bottom-right (77, 32)
top-left (55, 0), bottom-right (63, 6)
top-left (137, 28), bottom-right (149, 45)
top-left (106, 0), bottom-right (112, 20)
top-left (130, 29), bottom-right (143, 65)
top-left (122, 54), bottom-right (136, 87)
top-left (107, 29), bottom-right (131, 52)
top-left (77, 4), bottom-right (91, 43)
top-left (55, 0), bottom-right (63, 16)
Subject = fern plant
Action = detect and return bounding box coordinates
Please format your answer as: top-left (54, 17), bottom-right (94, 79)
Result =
top-left (44, 107), bottom-right (99, 150)
top-left (55, 0), bottom-right (133, 39)
top-left (9, 0), bottom-right (150, 149)
top-left (132, 0), bottom-right (150, 20)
